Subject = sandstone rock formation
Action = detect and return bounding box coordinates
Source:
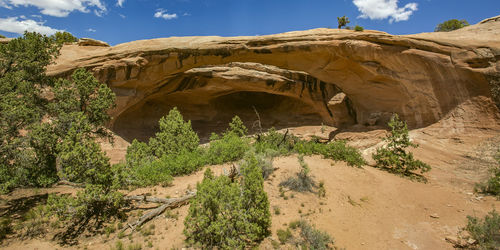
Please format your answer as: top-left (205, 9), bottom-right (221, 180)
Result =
top-left (78, 38), bottom-right (110, 47)
top-left (47, 16), bottom-right (500, 141)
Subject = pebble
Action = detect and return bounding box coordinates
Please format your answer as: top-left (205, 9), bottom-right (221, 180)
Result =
top-left (430, 213), bottom-right (440, 218)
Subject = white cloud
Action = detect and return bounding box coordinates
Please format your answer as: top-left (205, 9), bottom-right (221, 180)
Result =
top-left (0, 0), bottom-right (106, 17)
top-left (352, 0), bottom-right (418, 23)
top-left (0, 16), bottom-right (60, 35)
top-left (154, 9), bottom-right (178, 20)
top-left (119, 14), bottom-right (126, 18)
top-left (117, 0), bottom-right (124, 7)
top-left (86, 28), bottom-right (96, 32)
top-left (182, 12), bottom-right (190, 16)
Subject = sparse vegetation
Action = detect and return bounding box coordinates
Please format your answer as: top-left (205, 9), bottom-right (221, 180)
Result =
top-left (337, 16), bottom-right (350, 29)
top-left (465, 209), bottom-right (500, 249)
top-left (280, 155), bottom-right (316, 192)
top-left (435, 19), bottom-right (469, 32)
top-left (354, 25), bottom-right (364, 32)
top-left (372, 114), bottom-right (431, 181)
top-left (277, 228), bottom-right (292, 244)
top-left (476, 150), bottom-right (500, 198)
top-left (282, 220), bottom-right (334, 249)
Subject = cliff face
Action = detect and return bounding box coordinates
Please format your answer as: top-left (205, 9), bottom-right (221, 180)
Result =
top-left (47, 16), bottom-right (500, 141)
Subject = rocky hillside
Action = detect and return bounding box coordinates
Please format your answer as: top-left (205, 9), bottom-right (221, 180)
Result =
top-left (47, 16), bottom-right (500, 142)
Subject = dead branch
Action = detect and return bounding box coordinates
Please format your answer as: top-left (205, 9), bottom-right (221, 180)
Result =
top-left (252, 106), bottom-right (263, 135)
top-left (277, 129), bottom-right (289, 147)
top-left (122, 191), bottom-right (196, 233)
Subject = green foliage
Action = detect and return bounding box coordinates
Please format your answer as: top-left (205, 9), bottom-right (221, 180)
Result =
top-left (277, 228), bottom-right (292, 244)
top-left (337, 16), bottom-right (350, 29)
top-left (0, 35), bottom-right (5, 38)
top-left (287, 220), bottom-right (334, 249)
top-left (0, 32), bottom-right (60, 192)
top-left (435, 19), bottom-right (469, 32)
top-left (372, 114), bottom-right (431, 179)
top-left (50, 31), bottom-right (78, 45)
top-left (295, 140), bottom-right (366, 167)
top-left (184, 157), bottom-right (271, 249)
top-left (46, 184), bottom-right (124, 225)
top-left (280, 155), bottom-right (316, 192)
top-left (354, 25), bottom-right (364, 32)
top-left (476, 152), bottom-right (500, 198)
top-left (206, 132), bottom-right (250, 165)
top-left (56, 114), bottom-right (112, 185)
top-left (184, 169), bottom-right (245, 249)
top-left (254, 128), bottom-right (299, 155)
top-left (239, 153), bottom-right (271, 241)
top-left (466, 209), bottom-right (500, 249)
top-left (228, 115), bottom-right (248, 137)
top-left (0, 217), bottom-right (13, 242)
top-left (149, 107), bottom-right (199, 157)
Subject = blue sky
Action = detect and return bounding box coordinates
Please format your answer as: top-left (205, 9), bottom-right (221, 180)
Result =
top-left (0, 0), bottom-right (498, 45)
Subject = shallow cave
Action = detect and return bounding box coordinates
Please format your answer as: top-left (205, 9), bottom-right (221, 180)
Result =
top-left (112, 91), bottom-right (326, 143)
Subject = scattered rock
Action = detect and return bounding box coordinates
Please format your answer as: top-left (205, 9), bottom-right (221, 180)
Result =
top-left (78, 38), bottom-right (110, 47)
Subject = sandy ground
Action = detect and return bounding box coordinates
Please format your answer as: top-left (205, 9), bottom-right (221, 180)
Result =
top-left (1, 124), bottom-right (499, 250)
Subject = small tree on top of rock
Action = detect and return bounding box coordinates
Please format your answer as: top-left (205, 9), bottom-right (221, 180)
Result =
top-left (435, 19), bottom-right (469, 32)
top-left (51, 31), bottom-right (78, 45)
top-left (337, 16), bottom-right (350, 29)
top-left (372, 114), bottom-right (431, 180)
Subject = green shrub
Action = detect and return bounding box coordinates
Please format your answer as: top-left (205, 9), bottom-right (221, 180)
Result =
top-left (184, 154), bottom-right (271, 249)
top-left (0, 217), bottom-right (13, 242)
top-left (476, 152), bottom-right (500, 197)
top-left (50, 31), bottom-right (78, 45)
top-left (435, 19), bottom-right (469, 32)
top-left (288, 220), bottom-right (334, 249)
top-left (148, 107), bottom-right (199, 158)
top-left (0, 35), bottom-right (5, 38)
top-left (254, 128), bottom-right (299, 155)
top-left (372, 114), bottom-right (431, 179)
top-left (277, 228), bottom-right (292, 244)
top-left (227, 115), bottom-right (248, 137)
top-left (206, 132), bottom-right (250, 165)
top-left (466, 209), bottom-right (500, 249)
top-left (354, 25), bottom-right (364, 31)
top-left (280, 155), bottom-right (316, 192)
top-left (184, 169), bottom-right (245, 249)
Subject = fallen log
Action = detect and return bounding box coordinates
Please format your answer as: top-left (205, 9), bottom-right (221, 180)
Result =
top-left (122, 191), bottom-right (196, 233)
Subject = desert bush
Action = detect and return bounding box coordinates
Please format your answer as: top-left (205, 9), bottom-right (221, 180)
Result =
top-left (435, 19), bottom-right (469, 32)
top-left (184, 154), bottom-right (271, 249)
top-left (46, 184), bottom-right (124, 224)
top-left (295, 140), bottom-right (366, 167)
top-left (206, 132), bottom-right (250, 165)
top-left (148, 107), bottom-right (199, 157)
top-left (254, 128), bottom-right (299, 155)
top-left (466, 209), bottom-right (500, 249)
top-left (476, 152), bottom-right (500, 198)
top-left (280, 155), bottom-right (316, 192)
top-left (0, 217), bottom-right (13, 241)
top-left (288, 220), bottom-right (334, 249)
top-left (354, 25), bottom-right (364, 31)
top-left (372, 114), bottom-right (431, 179)
top-left (277, 228), bottom-right (292, 244)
